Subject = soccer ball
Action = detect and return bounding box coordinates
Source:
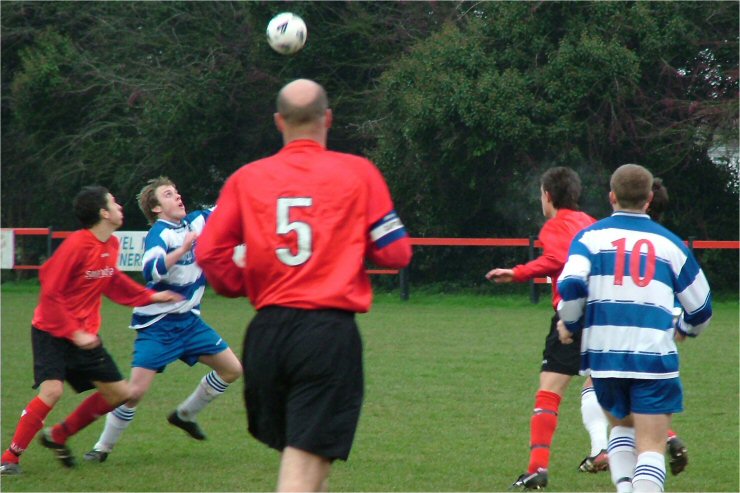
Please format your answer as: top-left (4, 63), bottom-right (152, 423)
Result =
top-left (266, 13), bottom-right (307, 55)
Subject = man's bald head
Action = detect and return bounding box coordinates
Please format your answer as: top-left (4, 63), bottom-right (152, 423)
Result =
top-left (276, 79), bottom-right (329, 126)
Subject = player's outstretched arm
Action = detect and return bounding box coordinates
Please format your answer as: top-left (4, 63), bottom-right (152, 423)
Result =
top-left (485, 268), bottom-right (514, 283)
top-left (150, 290), bottom-right (185, 303)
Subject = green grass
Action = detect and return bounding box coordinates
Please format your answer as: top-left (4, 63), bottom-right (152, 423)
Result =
top-left (1, 287), bottom-right (738, 492)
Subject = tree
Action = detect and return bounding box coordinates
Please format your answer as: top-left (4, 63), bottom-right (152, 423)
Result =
top-left (1, 1), bottom-right (459, 231)
top-left (370, 2), bottom-right (738, 286)
top-left (2, 1), bottom-right (737, 289)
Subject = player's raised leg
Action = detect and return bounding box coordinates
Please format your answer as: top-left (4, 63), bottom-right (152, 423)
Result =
top-left (42, 379), bottom-right (130, 468)
top-left (666, 429), bottom-right (688, 476)
top-left (168, 347), bottom-right (242, 440)
top-left (85, 367), bottom-right (157, 462)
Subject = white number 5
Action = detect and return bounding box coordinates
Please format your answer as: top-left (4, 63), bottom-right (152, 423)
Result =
top-left (276, 197), bottom-right (313, 266)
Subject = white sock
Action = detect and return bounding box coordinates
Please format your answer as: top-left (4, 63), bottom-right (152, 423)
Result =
top-left (176, 371), bottom-right (228, 421)
top-left (617, 479), bottom-right (634, 493)
top-left (94, 404), bottom-right (136, 453)
top-left (581, 386), bottom-right (609, 455)
top-left (609, 426), bottom-right (637, 493)
top-left (633, 451), bottom-right (666, 492)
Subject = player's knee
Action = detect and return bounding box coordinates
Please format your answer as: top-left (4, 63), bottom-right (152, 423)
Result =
top-left (97, 381), bottom-right (133, 407)
top-left (126, 383), bottom-right (149, 403)
top-left (39, 384), bottom-right (64, 405)
top-left (214, 352), bottom-right (243, 383)
top-left (116, 389), bottom-right (133, 407)
top-left (219, 362), bottom-right (243, 383)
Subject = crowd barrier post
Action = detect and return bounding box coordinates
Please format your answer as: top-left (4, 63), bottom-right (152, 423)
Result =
top-left (399, 267), bottom-right (410, 301)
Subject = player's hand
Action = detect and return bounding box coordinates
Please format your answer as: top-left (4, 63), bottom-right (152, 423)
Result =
top-left (71, 330), bottom-right (101, 349)
top-left (232, 244), bottom-right (247, 268)
top-left (485, 268), bottom-right (514, 283)
top-left (151, 290), bottom-right (185, 303)
top-left (556, 319), bottom-right (574, 344)
top-left (181, 231), bottom-right (198, 252)
top-left (672, 308), bottom-right (688, 342)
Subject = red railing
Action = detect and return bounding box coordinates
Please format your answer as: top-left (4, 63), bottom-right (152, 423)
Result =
top-left (367, 238), bottom-right (546, 276)
top-left (5, 228), bottom-right (738, 269)
top-left (411, 237), bottom-right (738, 249)
top-left (4, 229), bottom-right (738, 301)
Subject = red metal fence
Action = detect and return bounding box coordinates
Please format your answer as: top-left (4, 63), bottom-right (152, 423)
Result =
top-left (3, 228), bottom-right (738, 301)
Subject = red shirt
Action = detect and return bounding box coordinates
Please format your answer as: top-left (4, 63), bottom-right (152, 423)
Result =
top-left (32, 229), bottom-right (156, 340)
top-left (196, 139), bottom-right (412, 312)
top-left (512, 209), bottom-right (595, 310)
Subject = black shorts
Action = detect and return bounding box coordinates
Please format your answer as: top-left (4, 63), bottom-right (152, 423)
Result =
top-left (32, 326), bottom-right (124, 393)
top-left (242, 306), bottom-right (364, 461)
top-left (540, 314), bottom-right (582, 376)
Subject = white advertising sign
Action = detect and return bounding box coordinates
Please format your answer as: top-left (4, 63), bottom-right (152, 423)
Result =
top-left (113, 231), bottom-right (148, 272)
top-left (0, 229), bottom-right (14, 269)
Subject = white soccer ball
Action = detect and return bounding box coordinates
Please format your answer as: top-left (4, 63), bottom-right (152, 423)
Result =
top-left (266, 13), bottom-right (307, 55)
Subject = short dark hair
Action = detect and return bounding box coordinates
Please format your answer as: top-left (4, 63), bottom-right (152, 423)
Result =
top-left (73, 185), bottom-right (110, 228)
top-left (610, 164), bottom-right (653, 209)
top-left (540, 167), bottom-right (582, 210)
top-left (647, 177), bottom-right (669, 222)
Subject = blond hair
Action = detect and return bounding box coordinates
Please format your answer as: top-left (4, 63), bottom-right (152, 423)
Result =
top-left (137, 176), bottom-right (175, 225)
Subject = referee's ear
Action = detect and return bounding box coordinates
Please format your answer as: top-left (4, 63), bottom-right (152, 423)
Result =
top-left (274, 113), bottom-right (285, 133)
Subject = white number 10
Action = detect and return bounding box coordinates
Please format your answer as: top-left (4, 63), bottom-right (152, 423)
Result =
top-left (276, 197), bottom-right (313, 266)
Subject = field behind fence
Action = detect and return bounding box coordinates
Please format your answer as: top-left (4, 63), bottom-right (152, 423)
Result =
top-left (1, 285), bottom-right (738, 492)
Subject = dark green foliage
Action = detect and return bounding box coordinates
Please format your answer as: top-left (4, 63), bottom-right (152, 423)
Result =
top-left (371, 2), bottom-right (737, 287)
top-left (1, 1), bottom-right (461, 229)
top-left (1, 1), bottom-right (737, 289)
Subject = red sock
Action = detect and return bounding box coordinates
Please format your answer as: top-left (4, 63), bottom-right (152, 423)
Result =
top-left (51, 392), bottom-right (114, 444)
top-left (1, 396), bottom-right (52, 463)
top-left (667, 429), bottom-right (677, 439)
top-left (528, 390), bottom-right (562, 473)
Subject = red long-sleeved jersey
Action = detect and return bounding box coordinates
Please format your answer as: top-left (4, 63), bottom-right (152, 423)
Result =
top-left (32, 229), bottom-right (156, 340)
top-left (196, 139), bottom-right (412, 312)
top-left (512, 209), bottom-right (595, 310)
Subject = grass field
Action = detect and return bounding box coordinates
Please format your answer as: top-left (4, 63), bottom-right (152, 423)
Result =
top-left (1, 284), bottom-right (738, 492)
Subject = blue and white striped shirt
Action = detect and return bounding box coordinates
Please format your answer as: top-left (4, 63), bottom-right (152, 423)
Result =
top-left (131, 209), bottom-right (212, 329)
top-left (557, 212), bottom-right (712, 379)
